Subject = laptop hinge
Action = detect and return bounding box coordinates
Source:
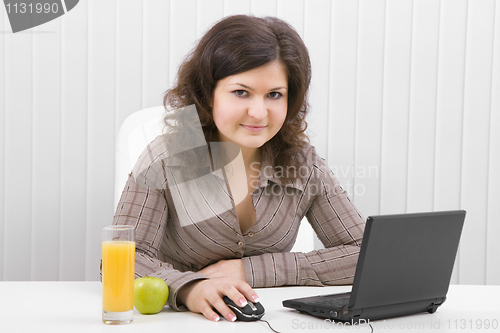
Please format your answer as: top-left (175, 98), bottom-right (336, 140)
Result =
top-left (427, 297), bottom-right (446, 314)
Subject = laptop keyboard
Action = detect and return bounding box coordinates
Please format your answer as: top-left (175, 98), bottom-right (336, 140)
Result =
top-left (312, 296), bottom-right (350, 308)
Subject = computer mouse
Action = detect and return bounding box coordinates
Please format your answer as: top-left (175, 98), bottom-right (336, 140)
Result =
top-left (221, 295), bottom-right (265, 321)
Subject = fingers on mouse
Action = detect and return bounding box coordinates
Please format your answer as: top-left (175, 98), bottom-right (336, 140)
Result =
top-left (221, 296), bottom-right (265, 322)
top-left (213, 296), bottom-right (265, 322)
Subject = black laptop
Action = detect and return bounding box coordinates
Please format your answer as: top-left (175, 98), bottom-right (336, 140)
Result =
top-left (283, 210), bottom-right (466, 323)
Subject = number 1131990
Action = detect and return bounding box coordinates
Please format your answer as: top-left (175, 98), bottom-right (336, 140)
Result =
top-left (446, 319), bottom-right (498, 330)
top-left (5, 2), bottom-right (59, 14)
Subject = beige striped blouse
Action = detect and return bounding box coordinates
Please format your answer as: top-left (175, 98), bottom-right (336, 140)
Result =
top-left (113, 136), bottom-right (365, 311)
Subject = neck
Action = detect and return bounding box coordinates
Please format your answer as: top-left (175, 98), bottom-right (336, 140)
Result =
top-left (239, 146), bottom-right (262, 169)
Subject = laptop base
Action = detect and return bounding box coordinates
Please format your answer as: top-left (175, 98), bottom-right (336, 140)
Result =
top-left (285, 295), bottom-right (446, 323)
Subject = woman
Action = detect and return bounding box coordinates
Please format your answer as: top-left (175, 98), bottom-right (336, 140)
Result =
top-left (113, 15), bottom-right (365, 322)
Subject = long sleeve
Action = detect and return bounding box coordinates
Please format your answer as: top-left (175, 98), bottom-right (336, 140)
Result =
top-left (300, 179), bottom-right (364, 285)
top-left (113, 174), bottom-right (208, 311)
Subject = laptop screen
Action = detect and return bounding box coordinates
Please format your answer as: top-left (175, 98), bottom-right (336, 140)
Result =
top-left (349, 210), bottom-right (466, 309)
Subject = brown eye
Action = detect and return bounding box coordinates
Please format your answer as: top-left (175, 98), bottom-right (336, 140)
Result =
top-left (268, 91), bottom-right (282, 99)
top-left (233, 90), bottom-right (248, 97)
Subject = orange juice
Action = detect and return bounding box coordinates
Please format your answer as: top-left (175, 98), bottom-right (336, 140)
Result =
top-left (102, 241), bottom-right (135, 312)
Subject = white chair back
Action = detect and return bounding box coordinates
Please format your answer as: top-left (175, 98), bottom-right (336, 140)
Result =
top-left (115, 106), bottom-right (166, 207)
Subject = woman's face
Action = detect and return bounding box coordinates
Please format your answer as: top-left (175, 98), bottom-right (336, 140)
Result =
top-left (212, 60), bottom-right (288, 152)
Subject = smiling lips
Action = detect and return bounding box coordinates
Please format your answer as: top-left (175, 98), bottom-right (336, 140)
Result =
top-left (241, 124), bottom-right (267, 132)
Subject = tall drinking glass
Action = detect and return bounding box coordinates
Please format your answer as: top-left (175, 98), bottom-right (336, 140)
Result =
top-left (102, 225), bottom-right (135, 324)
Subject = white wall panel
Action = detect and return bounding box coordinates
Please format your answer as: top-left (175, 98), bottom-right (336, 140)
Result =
top-left (304, 0), bottom-right (332, 158)
top-left (251, 0), bottom-right (277, 17)
top-left (86, 0), bottom-right (118, 280)
top-left (3, 30), bottom-right (33, 280)
top-left (169, 0), bottom-right (198, 87)
top-left (1, 0), bottom-right (499, 285)
top-left (486, 0), bottom-right (500, 286)
top-left (116, 0), bottom-right (144, 132)
top-left (434, 0), bottom-right (468, 285)
top-left (197, 0), bottom-right (224, 39)
top-left (434, 0), bottom-right (467, 213)
top-left (353, 0), bottom-right (386, 217)
top-left (224, 0), bottom-right (251, 17)
top-left (0, 0), bottom-right (6, 280)
top-left (59, 0), bottom-right (88, 281)
top-left (328, 0), bottom-right (358, 194)
top-left (460, 0), bottom-right (496, 285)
top-left (276, 0), bottom-right (304, 36)
top-left (380, 0), bottom-right (413, 214)
top-left (406, 0), bottom-right (440, 214)
top-left (143, 1), bottom-right (171, 109)
top-left (31, 18), bottom-right (62, 281)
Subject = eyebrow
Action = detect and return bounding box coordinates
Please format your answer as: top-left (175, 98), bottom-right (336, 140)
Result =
top-left (229, 83), bottom-right (288, 92)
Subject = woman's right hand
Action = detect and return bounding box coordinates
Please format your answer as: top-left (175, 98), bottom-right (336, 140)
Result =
top-left (177, 277), bottom-right (259, 322)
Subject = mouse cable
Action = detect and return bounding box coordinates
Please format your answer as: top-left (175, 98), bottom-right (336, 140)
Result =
top-left (258, 319), bottom-right (281, 333)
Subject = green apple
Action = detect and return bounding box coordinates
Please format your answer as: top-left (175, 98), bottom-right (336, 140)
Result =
top-left (134, 276), bottom-right (169, 314)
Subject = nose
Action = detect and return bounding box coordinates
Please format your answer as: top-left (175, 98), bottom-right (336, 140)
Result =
top-left (247, 98), bottom-right (268, 120)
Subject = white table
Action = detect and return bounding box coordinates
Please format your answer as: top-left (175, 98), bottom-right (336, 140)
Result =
top-left (1, 282), bottom-right (499, 332)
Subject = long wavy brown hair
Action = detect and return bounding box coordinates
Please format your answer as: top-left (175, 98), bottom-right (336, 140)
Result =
top-left (163, 15), bottom-right (311, 179)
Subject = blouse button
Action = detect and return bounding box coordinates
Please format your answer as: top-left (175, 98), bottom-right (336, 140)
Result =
top-left (237, 241), bottom-right (244, 247)
top-left (235, 252), bottom-right (243, 258)
top-left (247, 232), bottom-right (254, 237)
